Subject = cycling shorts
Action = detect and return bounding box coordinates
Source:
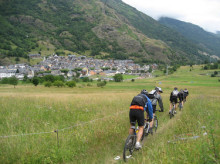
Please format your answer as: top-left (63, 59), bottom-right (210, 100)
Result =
top-left (129, 109), bottom-right (144, 127)
top-left (170, 97), bottom-right (178, 104)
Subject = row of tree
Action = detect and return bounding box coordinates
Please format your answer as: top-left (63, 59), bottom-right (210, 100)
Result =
top-left (0, 73), bottom-right (124, 88)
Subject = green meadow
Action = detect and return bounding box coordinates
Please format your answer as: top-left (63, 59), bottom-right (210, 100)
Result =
top-left (0, 65), bottom-right (219, 163)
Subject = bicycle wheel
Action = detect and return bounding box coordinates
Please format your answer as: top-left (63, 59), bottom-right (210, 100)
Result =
top-left (179, 103), bottom-right (182, 111)
top-left (123, 135), bottom-right (136, 162)
top-left (153, 116), bottom-right (158, 132)
top-left (170, 108), bottom-right (174, 119)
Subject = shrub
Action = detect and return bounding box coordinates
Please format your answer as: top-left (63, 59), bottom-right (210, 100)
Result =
top-left (66, 81), bottom-right (76, 88)
top-left (97, 81), bottom-right (106, 87)
top-left (113, 74), bottom-right (123, 82)
top-left (87, 83), bottom-right (92, 87)
top-left (53, 80), bottom-right (64, 87)
top-left (32, 77), bottom-right (39, 86)
top-left (1, 77), bottom-right (9, 84)
top-left (82, 77), bottom-right (90, 82)
top-left (44, 81), bottom-right (52, 87)
top-left (9, 76), bottom-right (18, 88)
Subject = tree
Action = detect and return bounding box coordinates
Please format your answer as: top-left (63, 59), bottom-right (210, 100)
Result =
top-left (113, 74), bottom-right (123, 82)
top-left (9, 76), bottom-right (18, 88)
top-left (44, 75), bottom-right (55, 83)
top-left (53, 80), bottom-right (64, 87)
top-left (44, 81), bottom-right (52, 87)
top-left (66, 81), bottom-right (76, 88)
top-left (97, 81), bottom-right (106, 87)
top-left (32, 77), bottom-right (39, 86)
top-left (1, 78), bottom-right (9, 84)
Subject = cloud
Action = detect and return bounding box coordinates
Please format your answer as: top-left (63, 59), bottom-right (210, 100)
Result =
top-left (122, 0), bottom-right (220, 33)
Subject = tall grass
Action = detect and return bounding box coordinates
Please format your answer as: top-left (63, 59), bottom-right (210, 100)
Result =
top-left (0, 65), bottom-right (219, 163)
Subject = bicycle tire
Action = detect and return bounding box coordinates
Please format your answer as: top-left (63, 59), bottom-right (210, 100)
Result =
top-left (179, 103), bottom-right (182, 111)
top-left (123, 135), bottom-right (136, 162)
top-left (170, 108), bottom-right (174, 119)
top-left (154, 116), bottom-right (158, 132)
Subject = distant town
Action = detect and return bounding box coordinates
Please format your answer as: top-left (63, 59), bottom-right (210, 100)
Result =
top-left (0, 54), bottom-right (158, 80)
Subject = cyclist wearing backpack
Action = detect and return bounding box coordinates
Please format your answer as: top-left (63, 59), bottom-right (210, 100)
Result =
top-left (129, 89), bottom-right (153, 149)
top-left (148, 87), bottom-right (164, 133)
top-left (183, 88), bottom-right (189, 102)
top-left (178, 89), bottom-right (184, 108)
top-left (169, 87), bottom-right (179, 114)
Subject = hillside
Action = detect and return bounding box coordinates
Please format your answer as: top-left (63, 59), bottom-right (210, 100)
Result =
top-left (0, 0), bottom-right (207, 65)
top-left (159, 17), bottom-right (220, 58)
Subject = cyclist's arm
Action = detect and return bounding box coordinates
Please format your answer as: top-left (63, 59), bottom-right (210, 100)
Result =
top-left (158, 94), bottom-right (164, 112)
top-left (146, 97), bottom-right (153, 120)
top-left (169, 92), bottom-right (172, 101)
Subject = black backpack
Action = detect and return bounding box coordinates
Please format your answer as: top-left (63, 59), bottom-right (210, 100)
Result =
top-left (147, 90), bottom-right (156, 99)
top-left (131, 94), bottom-right (148, 108)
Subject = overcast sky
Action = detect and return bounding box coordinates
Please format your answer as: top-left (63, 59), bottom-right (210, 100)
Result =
top-left (122, 0), bottom-right (220, 33)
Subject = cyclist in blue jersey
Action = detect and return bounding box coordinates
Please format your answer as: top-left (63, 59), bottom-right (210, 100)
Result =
top-left (129, 89), bottom-right (153, 149)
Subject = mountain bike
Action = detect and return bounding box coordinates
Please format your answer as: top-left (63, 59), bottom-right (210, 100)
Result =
top-left (123, 122), bottom-right (146, 162)
top-left (144, 114), bottom-right (158, 136)
top-left (169, 102), bottom-right (176, 119)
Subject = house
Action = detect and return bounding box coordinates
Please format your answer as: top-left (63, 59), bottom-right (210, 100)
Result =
top-left (27, 70), bottom-right (35, 78)
top-left (116, 69), bottom-right (126, 74)
top-left (15, 74), bottom-right (24, 80)
top-left (51, 70), bottom-right (61, 76)
top-left (89, 70), bottom-right (97, 76)
top-left (67, 71), bottom-right (76, 77)
top-left (28, 54), bottom-right (41, 59)
top-left (0, 69), bottom-right (16, 79)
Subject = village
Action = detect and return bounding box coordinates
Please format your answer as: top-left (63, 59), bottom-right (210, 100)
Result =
top-left (0, 54), bottom-right (157, 80)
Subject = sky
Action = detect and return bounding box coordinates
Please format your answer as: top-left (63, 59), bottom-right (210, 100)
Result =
top-left (122, 0), bottom-right (220, 33)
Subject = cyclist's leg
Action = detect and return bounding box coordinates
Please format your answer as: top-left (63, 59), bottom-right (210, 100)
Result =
top-left (174, 98), bottom-right (178, 112)
top-left (136, 110), bottom-right (145, 147)
top-left (136, 126), bottom-right (144, 143)
top-left (129, 110), bottom-right (136, 135)
top-left (150, 105), bottom-right (156, 129)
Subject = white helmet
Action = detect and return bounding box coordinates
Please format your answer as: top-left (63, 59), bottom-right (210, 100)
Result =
top-left (155, 87), bottom-right (163, 93)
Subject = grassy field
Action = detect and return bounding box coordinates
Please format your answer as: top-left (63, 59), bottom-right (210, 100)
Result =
top-left (0, 65), bottom-right (219, 163)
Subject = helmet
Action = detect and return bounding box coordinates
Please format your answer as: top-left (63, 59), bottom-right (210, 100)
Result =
top-left (174, 87), bottom-right (178, 90)
top-left (155, 87), bottom-right (163, 93)
top-left (141, 89), bottom-right (148, 95)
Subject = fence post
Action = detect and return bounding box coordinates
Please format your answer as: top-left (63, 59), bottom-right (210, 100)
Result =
top-left (54, 129), bottom-right (59, 147)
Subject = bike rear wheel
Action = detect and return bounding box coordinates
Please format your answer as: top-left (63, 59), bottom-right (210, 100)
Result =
top-left (123, 135), bottom-right (136, 162)
top-left (170, 108), bottom-right (174, 119)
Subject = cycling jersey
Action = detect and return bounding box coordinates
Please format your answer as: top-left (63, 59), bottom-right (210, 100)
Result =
top-left (150, 92), bottom-right (164, 112)
top-left (129, 94), bottom-right (153, 126)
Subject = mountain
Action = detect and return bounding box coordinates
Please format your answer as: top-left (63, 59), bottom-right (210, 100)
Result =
top-left (216, 31), bottom-right (220, 37)
top-left (159, 17), bottom-right (220, 58)
top-left (0, 0), bottom-right (207, 66)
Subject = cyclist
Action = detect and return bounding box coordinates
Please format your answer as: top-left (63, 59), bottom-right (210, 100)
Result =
top-left (169, 87), bottom-right (179, 114)
top-left (183, 88), bottom-right (189, 102)
top-left (148, 87), bottom-right (164, 134)
top-left (178, 89), bottom-right (184, 108)
top-left (129, 89), bottom-right (153, 149)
